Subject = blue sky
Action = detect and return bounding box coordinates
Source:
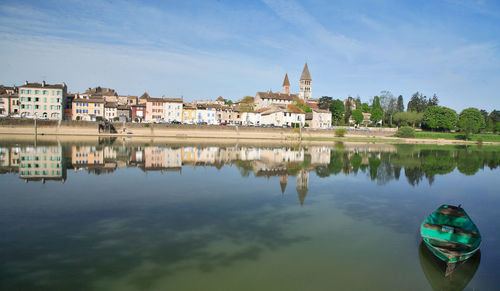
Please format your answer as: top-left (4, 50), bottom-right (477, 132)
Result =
top-left (0, 0), bottom-right (499, 111)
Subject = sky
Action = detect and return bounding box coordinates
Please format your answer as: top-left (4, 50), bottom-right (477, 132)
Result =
top-left (0, 0), bottom-right (499, 111)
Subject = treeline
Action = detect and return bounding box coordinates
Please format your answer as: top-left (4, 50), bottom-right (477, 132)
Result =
top-left (313, 145), bottom-right (500, 186)
top-left (319, 92), bottom-right (500, 135)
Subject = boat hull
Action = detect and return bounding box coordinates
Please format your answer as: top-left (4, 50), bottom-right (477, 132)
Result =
top-left (423, 238), bottom-right (478, 264)
top-left (420, 205), bottom-right (481, 265)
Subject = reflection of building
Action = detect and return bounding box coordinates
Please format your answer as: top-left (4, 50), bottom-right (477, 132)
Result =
top-left (18, 146), bottom-right (66, 183)
top-left (72, 146), bottom-right (103, 166)
top-left (296, 169), bottom-right (309, 205)
top-left (144, 147), bottom-right (182, 172)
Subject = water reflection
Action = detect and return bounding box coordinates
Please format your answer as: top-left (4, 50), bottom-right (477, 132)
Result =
top-left (419, 242), bottom-right (480, 291)
top-left (1, 142), bottom-right (500, 205)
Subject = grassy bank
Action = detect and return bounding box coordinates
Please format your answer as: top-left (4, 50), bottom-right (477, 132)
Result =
top-left (413, 131), bottom-right (500, 142)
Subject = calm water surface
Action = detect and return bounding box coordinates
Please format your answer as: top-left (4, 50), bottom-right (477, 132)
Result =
top-left (0, 138), bottom-right (499, 290)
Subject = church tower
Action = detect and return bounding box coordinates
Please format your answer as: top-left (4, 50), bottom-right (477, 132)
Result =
top-left (299, 63), bottom-right (312, 100)
top-left (282, 73), bottom-right (290, 94)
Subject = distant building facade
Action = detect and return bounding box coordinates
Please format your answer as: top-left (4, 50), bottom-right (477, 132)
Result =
top-left (18, 81), bottom-right (67, 120)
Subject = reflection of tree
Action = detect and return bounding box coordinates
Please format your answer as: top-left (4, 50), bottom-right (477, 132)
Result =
top-left (235, 160), bottom-right (253, 178)
top-left (457, 151), bottom-right (482, 176)
top-left (421, 150), bottom-right (456, 175)
top-left (405, 167), bottom-right (425, 186)
top-left (329, 152), bottom-right (343, 175)
top-left (368, 157), bottom-right (381, 181)
top-left (350, 154), bottom-right (362, 173)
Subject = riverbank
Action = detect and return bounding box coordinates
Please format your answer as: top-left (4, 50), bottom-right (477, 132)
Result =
top-left (0, 118), bottom-right (396, 141)
top-left (1, 119), bottom-right (499, 145)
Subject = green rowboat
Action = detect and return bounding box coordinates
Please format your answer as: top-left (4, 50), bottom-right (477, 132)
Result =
top-left (420, 205), bottom-right (481, 274)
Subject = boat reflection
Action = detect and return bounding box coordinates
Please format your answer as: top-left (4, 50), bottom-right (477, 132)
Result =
top-left (419, 241), bottom-right (480, 291)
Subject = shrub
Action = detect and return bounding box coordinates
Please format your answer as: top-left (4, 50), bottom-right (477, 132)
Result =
top-left (144, 123), bottom-right (150, 128)
top-left (395, 126), bottom-right (415, 138)
top-left (134, 117), bottom-right (139, 122)
top-left (335, 128), bottom-right (347, 137)
top-left (96, 116), bottom-right (103, 122)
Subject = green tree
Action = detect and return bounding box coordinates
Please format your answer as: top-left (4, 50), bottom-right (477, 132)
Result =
top-left (330, 99), bottom-right (345, 125)
top-left (352, 109), bottom-right (364, 125)
top-left (370, 108), bottom-right (383, 125)
top-left (393, 111), bottom-right (409, 126)
top-left (318, 96), bottom-right (333, 110)
top-left (344, 97), bottom-right (354, 124)
top-left (397, 95), bottom-right (404, 112)
top-left (225, 100), bottom-right (233, 105)
top-left (355, 96), bottom-right (362, 109)
top-left (428, 94), bottom-right (439, 107)
top-left (372, 96), bottom-right (381, 111)
top-left (407, 92), bottom-right (428, 113)
top-left (458, 107), bottom-right (486, 138)
top-left (422, 106), bottom-right (458, 131)
top-left (361, 103), bottom-right (371, 113)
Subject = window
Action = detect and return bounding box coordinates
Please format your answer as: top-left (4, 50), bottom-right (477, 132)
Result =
top-left (35, 105), bottom-right (39, 109)
top-left (44, 98), bottom-right (47, 102)
top-left (43, 90), bottom-right (48, 95)
top-left (35, 90), bottom-right (40, 94)
top-left (51, 91), bottom-right (55, 95)
top-left (35, 98), bottom-right (39, 102)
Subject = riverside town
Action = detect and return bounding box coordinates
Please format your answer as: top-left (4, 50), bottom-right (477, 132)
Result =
top-left (1, 62), bottom-right (499, 143)
top-left (2, 1), bottom-right (500, 290)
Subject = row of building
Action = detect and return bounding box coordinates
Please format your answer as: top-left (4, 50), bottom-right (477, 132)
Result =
top-left (0, 64), bottom-right (332, 128)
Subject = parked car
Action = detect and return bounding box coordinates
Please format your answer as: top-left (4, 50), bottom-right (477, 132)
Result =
top-left (171, 121), bottom-right (182, 124)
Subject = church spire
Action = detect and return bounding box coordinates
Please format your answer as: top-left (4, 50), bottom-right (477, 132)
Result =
top-left (282, 73), bottom-right (290, 94)
top-left (300, 63), bottom-right (311, 80)
top-left (299, 63), bottom-right (312, 100)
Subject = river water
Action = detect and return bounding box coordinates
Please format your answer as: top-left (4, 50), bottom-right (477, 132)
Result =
top-left (0, 137), bottom-right (499, 290)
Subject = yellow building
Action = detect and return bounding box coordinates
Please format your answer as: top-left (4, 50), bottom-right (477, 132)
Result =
top-left (182, 103), bottom-right (197, 124)
top-left (72, 98), bottom-right (105, 121)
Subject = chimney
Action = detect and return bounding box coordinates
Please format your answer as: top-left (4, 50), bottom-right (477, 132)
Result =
top-left (62, 82), bottom-right (66, 88)
top-left (42, 80), bottom-right (46, 87)
top-left (25, 80), bottom-right (28, 85)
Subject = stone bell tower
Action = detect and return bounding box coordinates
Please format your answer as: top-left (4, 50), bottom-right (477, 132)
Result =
top-left (299, 63), bottom-right (312, 100)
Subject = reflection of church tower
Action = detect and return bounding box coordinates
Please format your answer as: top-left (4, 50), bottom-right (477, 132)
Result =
top-left (282, 73), bottom-right (290, 94)
top-left (299, 63), bottom-right (312, 100)
top-left (280, 174), bottom-right (288, 196)
top-left (296, 169), bottom-right (309, 206)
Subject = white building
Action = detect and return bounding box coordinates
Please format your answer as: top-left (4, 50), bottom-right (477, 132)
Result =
top-left (306, 108), bottom-right (332, 129)
top-left (260, 105), bottom-right (305, 127)
top-left (196, 105), bottom-right (217, 125)
top-left (18, 81), bottom-right (67, 120)
top-left (240, 112), bottom-right (261, 126)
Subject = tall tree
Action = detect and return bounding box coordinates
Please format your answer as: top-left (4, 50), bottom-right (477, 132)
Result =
top-left (380, 91), bottom-right (397, 126)
top-left (318, 96), bottom-right (333, 110)
top-left (370, 108), bottom-right (383, 125)
top-left (372, 96), bottom-right (381, 111)
top-left (428, 94), bottom-right (439, 107)
top-left (407, 92), bottom-right (427, 112)
top-left (396, 95), bottom-right (404, 112)
top-left (330, 99), bottom-right (345, 125)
